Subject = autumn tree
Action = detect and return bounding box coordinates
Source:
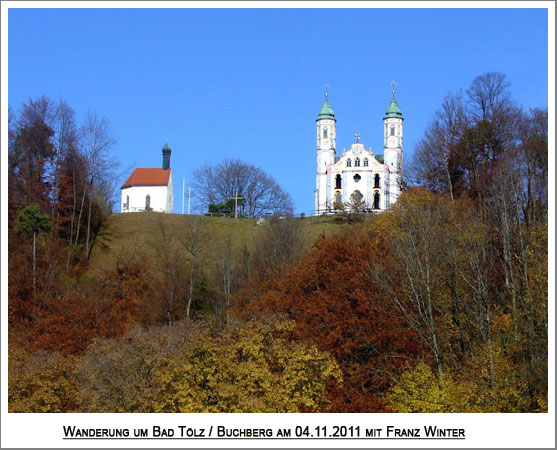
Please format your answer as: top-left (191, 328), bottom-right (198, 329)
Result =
top-left (77, 320), bottom-right (341, 412)
top-left (179, 217), bottom-right (209, 319)
top-left (9, 346), bottom-right (79, 412)
top-left (29, 252), bottom-right (155, 355)
top-left (408, 91), bottom-right (469, 199)
top-left (49, 100), bottom-right (80, 242)
top-left (8, 97), bottom-right (122, 361)
top-left (409, 72), bottom-right (534, 201)
top-left (149, 216), bottom-right (189, 324)
top-left (252, 214), bottom-right (303, 279)
top-left (406, 73), bottom-right (547, 409)
top-left (369, 189), bottom-right (451, 377)
top-left (368, 187), bottom-right (547, 411)
top-left (79, 110), bottom-right (118, 258)
top-left (210, 231), bottom-right (238, 324)
top-left (192, 159), bottom-right (293, 217)
top-left (8, 112), bottom-right (55, 214)
top-left (9, 96), bottom-right (119, 266)
top-left (238, 229), bottom-right (424, 412)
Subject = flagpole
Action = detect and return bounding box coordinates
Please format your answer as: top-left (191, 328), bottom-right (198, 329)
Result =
top-left (182, 177), bottom-right (185, 214)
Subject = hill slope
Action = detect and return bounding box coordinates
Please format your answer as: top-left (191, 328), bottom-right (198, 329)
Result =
top-left (89, 213), bottom-right (347, 272)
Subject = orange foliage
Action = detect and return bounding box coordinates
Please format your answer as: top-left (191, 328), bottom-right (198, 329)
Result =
top-left (28, 255), bottom-right (156, 355)
top-left (236, 232), bottom-right (425, 412)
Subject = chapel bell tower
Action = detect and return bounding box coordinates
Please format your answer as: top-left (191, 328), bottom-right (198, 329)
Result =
top-left (162, 141), bottom-right (171, 170)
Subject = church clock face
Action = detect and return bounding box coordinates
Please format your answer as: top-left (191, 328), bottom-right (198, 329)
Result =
top-left (353, 147), bottom-right (362, 156)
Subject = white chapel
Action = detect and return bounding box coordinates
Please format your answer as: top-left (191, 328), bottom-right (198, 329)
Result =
top-left (121, 142), bottom-right (174, 213)
top-left (314, 89), bottom-right (403, 215)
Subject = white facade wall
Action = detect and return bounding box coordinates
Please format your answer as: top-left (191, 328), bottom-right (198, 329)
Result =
top-left (121, 183), bottom-right (172, 213)
top-left (166, 174), bottom-right (174, 212)
top-left (317, 141), bottom-right (390, 213)
top-left (332, 146), bottom-right (388, 210)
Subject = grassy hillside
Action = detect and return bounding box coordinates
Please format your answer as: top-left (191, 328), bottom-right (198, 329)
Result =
top-left (89, 212), bottom-right (347, 272)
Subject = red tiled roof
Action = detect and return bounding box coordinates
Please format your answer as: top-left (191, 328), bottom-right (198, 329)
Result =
top-left (121, 168), bottom-right (171, 189)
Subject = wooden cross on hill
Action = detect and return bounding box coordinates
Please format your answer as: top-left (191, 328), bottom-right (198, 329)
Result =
top-left (231, 190), bottom-right (243, 219)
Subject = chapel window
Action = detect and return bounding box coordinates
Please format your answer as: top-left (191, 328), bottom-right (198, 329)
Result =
top-left (346, 159), bottom-right (352, 167)
top-left (390, 125), bottom-right (395, 136)
top-left (335, 174), bottom-right (342, 189)
top-left (363, 158), bottom-right (369, 167)
top-left (323, 127), bottom-right (328, 139)
top-left (373, 192), bottom-right (380, 209)
top-left (374, 174), bottom-right (380, 188)
top-left (355, 157), bottom-right (360, 167)
top-left (146, 195), bottom-right (151, 208)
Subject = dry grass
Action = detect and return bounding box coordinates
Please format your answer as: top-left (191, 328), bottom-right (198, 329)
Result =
top-left (89, 213), bottom-right (347, 272)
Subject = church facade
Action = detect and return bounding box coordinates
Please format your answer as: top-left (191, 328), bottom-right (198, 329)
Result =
top-left (314, 90), bottom-right (403, 215)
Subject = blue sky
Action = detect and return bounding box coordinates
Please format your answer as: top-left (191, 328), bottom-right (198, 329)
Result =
top-left (8, 7), bottom-right (549, 214)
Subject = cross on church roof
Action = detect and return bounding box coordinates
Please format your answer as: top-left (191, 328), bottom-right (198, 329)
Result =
top-left (355, 133), bottom-right (361, 142)
top-left (390, 80), bottom-right (398, 96)
top-left (323, 83), bottom-right (330, 100)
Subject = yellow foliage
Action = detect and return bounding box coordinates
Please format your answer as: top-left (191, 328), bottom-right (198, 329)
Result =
top-left (8, 346), bottom-right (79, 412)
top-left (387, 361), bottom-right (451, 413)
top-left (388, 358), bottom-right (542, 413)
top-left (77, 320), bottom-right (341, 412)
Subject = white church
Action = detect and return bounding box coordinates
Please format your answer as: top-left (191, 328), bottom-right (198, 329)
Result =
top-left (314, 88), bottom-right (403, 215)
top-left (121, 142), bottom-right (174, 213)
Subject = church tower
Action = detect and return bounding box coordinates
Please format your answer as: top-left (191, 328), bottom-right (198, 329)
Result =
top-left (315, 93), bottom-right (336, 214)
top-left (383, 88), bottom-right (403, 207)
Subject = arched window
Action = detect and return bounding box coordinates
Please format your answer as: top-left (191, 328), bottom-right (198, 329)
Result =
top-left (323, 127), bottom-right (328, 139)
top-left (363, 158), bottom-right (369, 167)
top-left (146, 195), bottom-right (151, 208)
top-left (335, 174), bottom-right (342, 189)
top-left (390, 125), bottom-right (395, 136)
top-left (125, 195), bottom-right (129, 209)
top-left (352, 190), bottom-right (363, 203)
top-left (346, 158), bottom-right (352, 167)
top-left (335, 191), bottom-right (342, 206)
top-left (373, 192), bottom-right (380, 209)
top-left (355, 157), bottom-right (360, 167)
top-left (374, 174), bottom-right (380, 188)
